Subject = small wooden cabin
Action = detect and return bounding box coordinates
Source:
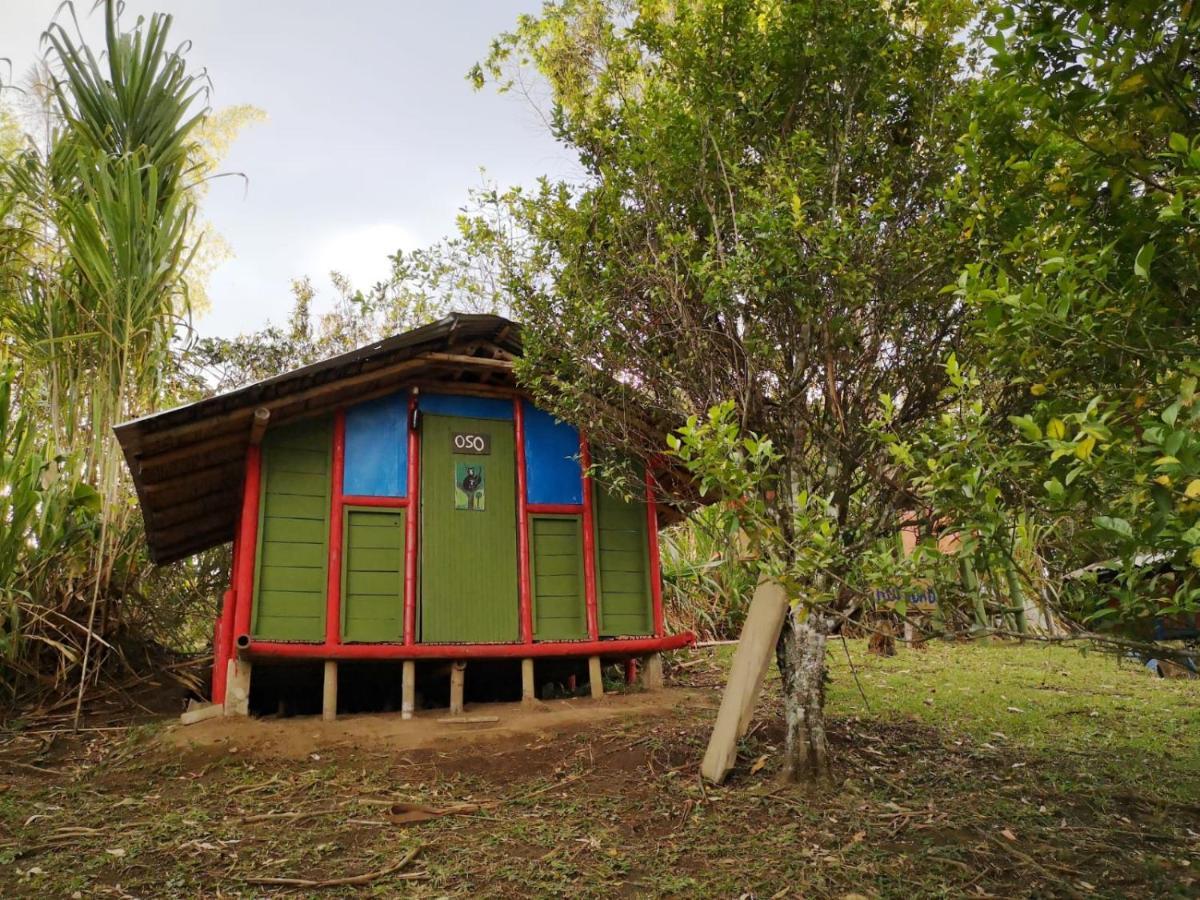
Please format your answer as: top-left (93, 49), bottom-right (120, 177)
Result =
top-left (116, 314), bottom-right (693, 718)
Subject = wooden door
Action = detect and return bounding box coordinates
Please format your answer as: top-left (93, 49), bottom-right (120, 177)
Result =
top-left (341, 507), bottom-right (405, 642)
top-left (419, 413), bottom-right (519, 643)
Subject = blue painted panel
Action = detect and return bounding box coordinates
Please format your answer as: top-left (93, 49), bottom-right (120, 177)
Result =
top-left (419, 393), bottom-right (514, 420)
top-left (523, 400), bottom-right (583, 505)
top-left (344, 393), bottom-right (408, 497)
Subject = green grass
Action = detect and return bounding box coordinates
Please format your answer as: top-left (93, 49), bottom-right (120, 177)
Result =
top-left (1, 640), bottom-right (1199, 897)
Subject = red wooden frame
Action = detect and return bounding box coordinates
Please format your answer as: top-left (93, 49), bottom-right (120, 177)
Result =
top-left (579, 436), bottom-right (600, 640)
top-left (232, 445), bottom-right (262, 641)
top-left (239, 631), bottom-right (694, 661)
top-left (527, 502), bottom-right (584, 515)
top-left (326, 411), bottom-right (346, 647)
top-left (513, 399), bottom-right (534, 643)
top-left (403, 391), bottom-right (420, 645)
top-left (645, 467), bottom-right (665, 637)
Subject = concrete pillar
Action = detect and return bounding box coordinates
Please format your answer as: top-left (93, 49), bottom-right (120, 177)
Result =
top-left (588, 655), bottom-right (604, 699)
top-left (521, 658), bottom-right (535, 705)
top-left (322, 660), bottom-right (337, 722)
top-left (401, 660), bottom-right (416, 720)
top-left (643, 652), bottom-right (664, 691)
top-left (225, 658), bottom-right (251, 717)
top-left (449, 660), bottom-right (466, 715)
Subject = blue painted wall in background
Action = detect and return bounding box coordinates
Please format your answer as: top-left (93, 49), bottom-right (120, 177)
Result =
top-left (419, 393), bottom-right (513, 421)
top-left (522, 401), bottom-right (583, 505)
top-left (344, 393), bottom-right (408, 496)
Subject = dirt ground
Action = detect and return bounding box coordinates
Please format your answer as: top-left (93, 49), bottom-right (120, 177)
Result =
top-left (2, 643), bottom-right (1200, 897)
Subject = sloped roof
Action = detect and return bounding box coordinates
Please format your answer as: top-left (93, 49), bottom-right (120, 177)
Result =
top-left (116, 314), bottom-right (523, 563)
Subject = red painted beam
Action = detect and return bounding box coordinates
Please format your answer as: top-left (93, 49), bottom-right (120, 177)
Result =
top-left (580, 436), bottom-right (600, 640)
top-left (232, 444), bottom-right (262, 640)
top-left (645, 466), bottom-right (665, 637)
top-left (342, 495), bottom-right (409, 508)
top-left (239, 631), bottom-right (695, 661)
top-left (527, 503), bottom-right (584, 515)
top-left (326, 411), bottom-right (346, 647)
top-left (514, 399), bottom-right (534, 644)
top-left (212, 589), bottom-right (236, 704)
top-left (403, 391), bottom-right (420, 645)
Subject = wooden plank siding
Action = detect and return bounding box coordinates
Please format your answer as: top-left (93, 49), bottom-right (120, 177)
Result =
top-left (341, 508), bottom-right (405, 641)
top-left (594, 486), bottom-right (653, 636)
top-left (251, 418), bottom-right (332, 640)
top-left (530, 515), bottom-right (587, 640)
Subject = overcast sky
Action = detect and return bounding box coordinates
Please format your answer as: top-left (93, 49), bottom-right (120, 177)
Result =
top-left (2, 1), bottom-right (574, 337)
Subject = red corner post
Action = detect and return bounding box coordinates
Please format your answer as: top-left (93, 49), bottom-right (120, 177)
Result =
top-left (645, 466), bottom-right (665, 637)
top-left (232, 444), bottom-right (263, 641)
top-left (403, 391), bottom-right (420, 645)
top-left (580, 436), bottom-right (600, 640)
top-left (514, 399), bottom-right (534, 643)
top-left (326, 410), bottom-right (346, 646)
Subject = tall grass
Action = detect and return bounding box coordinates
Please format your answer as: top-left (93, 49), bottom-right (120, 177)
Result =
top-left (0, 1), bottom-right (207, 713)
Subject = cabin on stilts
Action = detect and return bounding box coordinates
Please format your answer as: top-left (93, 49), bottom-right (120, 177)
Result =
top-left (115, 314), bottom-right (694, 720)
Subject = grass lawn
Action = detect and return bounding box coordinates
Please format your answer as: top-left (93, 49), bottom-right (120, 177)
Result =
top-left (1, 639), bottom-right (1199, 897)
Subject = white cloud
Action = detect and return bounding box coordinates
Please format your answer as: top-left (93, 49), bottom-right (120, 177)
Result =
top-left (308, 222), bottom-right (420, 291)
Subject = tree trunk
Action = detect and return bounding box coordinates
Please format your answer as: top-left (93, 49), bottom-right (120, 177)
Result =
top-left (776, 609), bottom-right (832, 784)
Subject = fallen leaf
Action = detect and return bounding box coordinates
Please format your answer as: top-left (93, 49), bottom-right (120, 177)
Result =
top-left (1000, 828), bottom-right (1017, 842)
top-left (750, 754), bottom-right (769, 775)
top-left (105, 848), bottom-right (126, 858)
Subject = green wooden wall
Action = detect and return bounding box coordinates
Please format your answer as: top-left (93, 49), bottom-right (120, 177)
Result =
top-left (342, 508), bottom-right (405, 642)
top-left (594, 486), bottom-right (653, 636)
top-left (530, 514), bottom-right (587, 640)
top-left (420, 413), bottom-right (519, 643)
top-left (252, 418), bottom-right (331, 640)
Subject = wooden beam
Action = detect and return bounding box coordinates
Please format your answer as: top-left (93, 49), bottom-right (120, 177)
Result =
top-left (700, 579), bottom-right (789, 784)
top-left (449, 661), bottom-right (465, 715)
top-left (322, 661), bottom-right (337, 721)
top-left (521, 658), bottom-right (535, 706)
top-left (642, 653), bottom-right (664, 691)
top-left (418, 352), bottom-right (513, 371)
top-left (588, 656), bottom-right (604, 699)
top-left (402, 660), bottom-right (415, 720)
top-left (249, 407), bottom-right (271, 446)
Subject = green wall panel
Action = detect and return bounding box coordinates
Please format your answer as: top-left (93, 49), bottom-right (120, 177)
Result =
top-left (530, 515), bottom-right (587, 640)
top-left (342, 508), bottom-right (405, 642)
top-left (252, 418), bottom-right (331, 641)
top-left (594, 485), bottom-right (652, 636)
top-left (420, 413), bottom-right (519, 643)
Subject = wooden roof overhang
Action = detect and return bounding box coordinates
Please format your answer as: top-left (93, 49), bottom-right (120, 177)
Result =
top-left (116, 314), bottom-right (525, 564)
top-left (117, 313), bottom-right (692, 565)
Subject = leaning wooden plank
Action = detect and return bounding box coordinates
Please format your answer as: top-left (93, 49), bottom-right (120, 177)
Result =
top-left (700, 578), bottom-right (790, 784)
top-left (180, 703), bottom-right (224, 725)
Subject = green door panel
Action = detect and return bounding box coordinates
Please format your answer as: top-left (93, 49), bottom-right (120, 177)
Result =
top-left (253, 418), bottom-right (332, 641)
top-left (342, 507), bottom-right (405, 642)
top-left (594, 484), bottom-right (652, 636)
top-left (420, 414), bottom-right (519, 643)
top-left (530, 514), bottom-right (587, 640)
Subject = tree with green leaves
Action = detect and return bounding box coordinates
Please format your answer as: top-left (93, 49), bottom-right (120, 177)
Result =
top-left (884, 0), bottom-right (1200, 635)
top-left (469, 0), bottom-right (978, 780)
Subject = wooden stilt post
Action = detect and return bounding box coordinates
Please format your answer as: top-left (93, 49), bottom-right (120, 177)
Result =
top-left (701, 578), bottom-right (789, 784)
top-left (588, 655), bottom-right (604, 699)
top-left (225, 658), bottom-right (251, 717)
top-left (521, 658), bottom-right (535, 706)
top-left (624, 659), bottom-right (638, 685)
top-left (322, 660), bottom-right (337, 722)
top-left (402, 660), bottom-right (416, 720)
top-left (642, 652), bottom-right (664, 691)
top-left (450, 660), bottom-right (465, 715)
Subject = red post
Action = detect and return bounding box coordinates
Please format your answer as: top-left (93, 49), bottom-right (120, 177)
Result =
top-left (645, 466), bottom-right (665, 637)
top-left (212, 588), bottom-right (236, 703)
top-left (326, 410), bottom-right (346, 646)
top-left (403, 391), bottom-right (420, 645)
top-left (580, 436), bottom-right (600, 640)
top-left (514, 399), bottom-right (534, 644)
top-left (232, 444), bottom-right (262, 640)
